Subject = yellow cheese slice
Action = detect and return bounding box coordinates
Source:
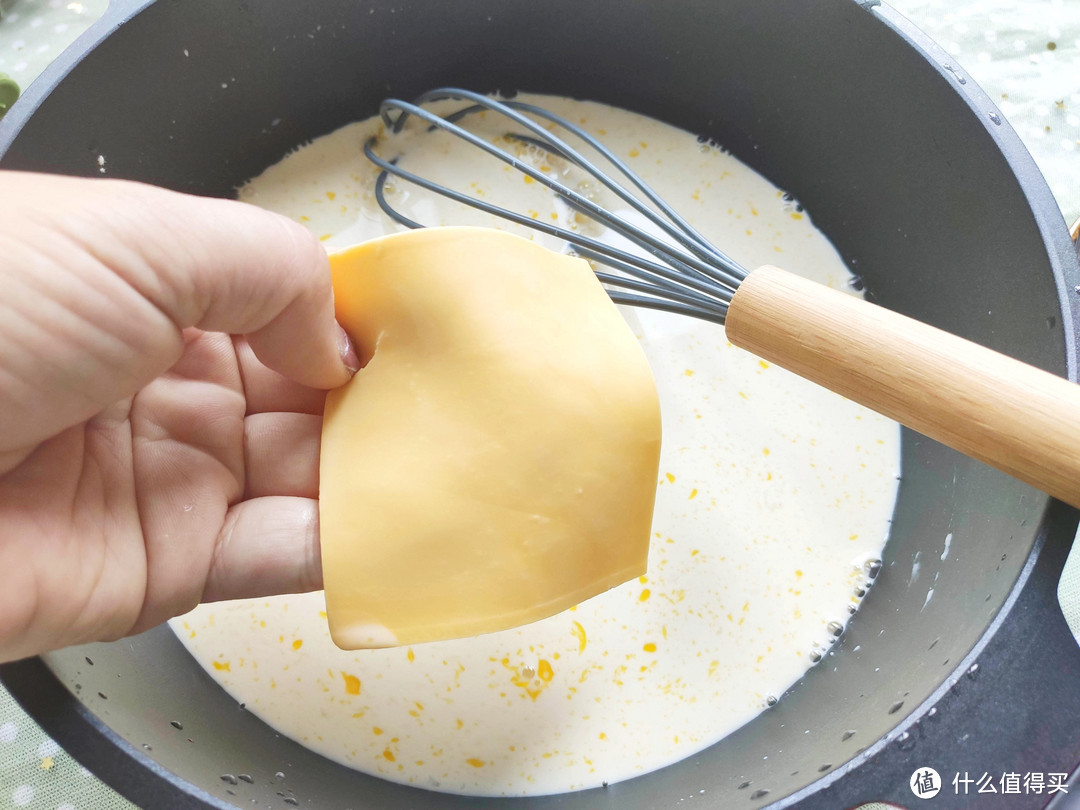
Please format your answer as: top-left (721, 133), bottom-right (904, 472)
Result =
top-left (320, 227), bottom-right (662, 649)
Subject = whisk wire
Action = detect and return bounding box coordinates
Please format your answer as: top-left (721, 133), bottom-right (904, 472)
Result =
top-left (393, 92), bottom-right (748, 292)
top-left (605, 293), bottom-right (729, 324)
top-left (598, 279), bottom-right (728, 322)
top-left (581, 250), bottom-right (729, 314)
top-left (365, 88), bottom-right (751, 323)
top-left (364, 140), bottom-right (732, 307)
top-left (405, 90), bottom-right (745, 278)
top-left (376, 97), bottom-right (736, 289)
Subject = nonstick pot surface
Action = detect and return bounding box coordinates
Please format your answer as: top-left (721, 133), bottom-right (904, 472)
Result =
top-left (3, 1), bottom-right (1080, 808)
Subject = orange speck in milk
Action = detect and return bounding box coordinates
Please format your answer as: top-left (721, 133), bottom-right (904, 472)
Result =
top-left (502, 657), bottom-right (555, 701)
top-left (212, 660), bottom-right (231, 672)
top-left (292, 639), bottom-right (303, 651)
top-left (326, 191), bottom-right (336, 200)
top-left (688, 489), bottom-right (698, 500)
top-left (665, 473), bottom-right (676, 484)
top-left (342, 673), bottom-right (361, 695)
top-left (407, 648), bottom-right (415, 663)
top-left (466, 758), bottom-right (486, 768)
top-left (373, 727), bottom-right (383, 735)
top-left (639, 589), bottom-right (651, 602)
top-left (382, 749), bottom-right (395, 762)
top-left (570, 621), bottom-right (587, 653)
top-left (643, 643), bottom-right (657, 653)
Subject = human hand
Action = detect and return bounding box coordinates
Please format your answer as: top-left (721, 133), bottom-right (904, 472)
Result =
top-left (0, 171), bottom-right (358, 662)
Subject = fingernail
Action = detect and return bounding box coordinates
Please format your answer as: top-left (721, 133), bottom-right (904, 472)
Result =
top-left (337, 324), bottom-right (361, 374)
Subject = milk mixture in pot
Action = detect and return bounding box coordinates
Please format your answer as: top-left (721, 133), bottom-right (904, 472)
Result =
top-left (170, 95), bottom-right (901, 796)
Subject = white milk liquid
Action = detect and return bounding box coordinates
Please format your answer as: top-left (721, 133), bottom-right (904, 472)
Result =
top-left (170, 95), bottom-right (901, 797)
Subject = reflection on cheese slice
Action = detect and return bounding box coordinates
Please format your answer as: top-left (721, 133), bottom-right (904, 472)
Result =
top-left (320, 227), bottom-right (662, 649)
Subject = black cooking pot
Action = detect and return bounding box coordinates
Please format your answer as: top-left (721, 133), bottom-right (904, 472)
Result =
top-left (3, 1), bottom-right (1080, 808)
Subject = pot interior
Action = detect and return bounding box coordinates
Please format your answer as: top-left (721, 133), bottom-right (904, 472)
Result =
top-left (1, 0), bottom-right (1073, 807)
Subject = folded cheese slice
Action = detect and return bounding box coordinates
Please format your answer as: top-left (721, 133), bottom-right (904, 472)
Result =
top-left (320, 227), bottom-right (661, 649)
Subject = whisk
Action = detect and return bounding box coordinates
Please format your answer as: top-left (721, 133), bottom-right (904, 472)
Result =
top-left (363, 88), bottom-right (1080, 509)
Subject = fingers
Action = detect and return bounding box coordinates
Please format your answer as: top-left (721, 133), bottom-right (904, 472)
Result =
top-left (236, 336), bottom-right (324, 499)
top-left (86, 174), bottom-right (358, 389)
top-left (234, 338), bottom-right (327, 416)
top-left (127, 331), bottom-right (321, 635)
top-left (201, 496), bottom-right (323, 602)
top-left (0, 181), bottom-right (186, 464)
top-left (132, 329), bottom-right (246, 488)
top-left (244, 412), bottom-right (321, 499)
top-left (0, 171), bottom-right (356, 459)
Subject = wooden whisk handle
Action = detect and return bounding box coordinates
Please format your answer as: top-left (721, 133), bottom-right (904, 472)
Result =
top-left (726, 265), bottom-right (1080, 509)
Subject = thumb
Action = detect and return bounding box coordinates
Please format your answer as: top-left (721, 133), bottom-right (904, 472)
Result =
top-left (101, 175), bottom-right (359, 389)
top-left (0, 171), bottom-right (356, 466)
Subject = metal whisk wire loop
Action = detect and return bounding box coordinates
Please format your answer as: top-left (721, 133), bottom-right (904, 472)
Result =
top-left (363, 88), bottom-right (750, 323)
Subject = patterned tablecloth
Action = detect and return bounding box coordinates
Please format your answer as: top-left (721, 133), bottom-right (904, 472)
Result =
top-left (0, 1), bottom-right (1078, 808)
